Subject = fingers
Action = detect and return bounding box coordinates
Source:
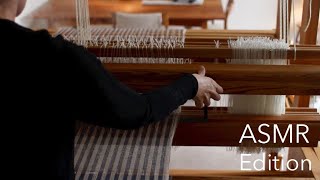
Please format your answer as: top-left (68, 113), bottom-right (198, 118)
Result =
top-left (211, 79), bottom-right (223, 94)
top-left (203, 94), bottom-right (211, 107)
top-left (198, 65), bottom-right (206, 76)
top-left (208, 80), bottom-right (222, 101)
top-left (194, 94), bottom-right (211, 108)
top-left (192, 68), bottom-right (224, 109)
top-left (209, 89), bottom-right (221, 101)
top-left (194, 99), bottom-right (204, 109)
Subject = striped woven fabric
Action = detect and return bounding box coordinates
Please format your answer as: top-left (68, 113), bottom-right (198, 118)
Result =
top-left (74, 109), bottom-right (180, 180)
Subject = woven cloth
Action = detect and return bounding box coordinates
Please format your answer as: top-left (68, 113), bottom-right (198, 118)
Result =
top-left (74, 109), bottom-right (180, 180)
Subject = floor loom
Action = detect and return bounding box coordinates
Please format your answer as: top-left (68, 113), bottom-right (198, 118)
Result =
top-left (46, 0), bottom-right (320, 178)
top-left (54, 25), bottom-right (320, 179)
top-left (85, 34), bottom-right (320, 179)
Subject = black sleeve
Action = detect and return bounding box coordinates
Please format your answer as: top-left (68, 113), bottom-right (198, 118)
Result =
top-left (53, 35), bottom-right (198, 129)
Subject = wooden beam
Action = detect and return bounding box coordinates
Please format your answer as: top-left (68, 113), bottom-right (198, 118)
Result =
top-left (170, 169), bottom-right (313, 179)
top-left (173, 108), bottom-right (320, 147)
top-left (302, 148), bottom-right (320, 180)
top-left (297, 0), bottom-right (320, 107)
top-left (299, 0), bottom-right (320, 45)
top-left (298, 96), bottom-right (312, 108)
top-left (172, 177), bottom-right (314, 180)
top-left (182, 107), bottom-right (318, 113)
top-left (105, 63), bottom-right (320, 95)
top-left (286, 108), bottom-right (318, 113)
top-left (170, 169), bottom-right (308, 176)
top-left (276, 0), bottom-right (281, 39)
top-left (315, 147), bottom-right (320, 160)
top-left (173, 112), bottom-right (320, 147)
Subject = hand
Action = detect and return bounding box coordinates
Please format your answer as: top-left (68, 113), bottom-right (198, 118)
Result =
top-left (192, 66), bottom-right (223, 108)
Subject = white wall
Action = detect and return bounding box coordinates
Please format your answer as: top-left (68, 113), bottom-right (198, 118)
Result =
top-left (225, 0), bottom-right (278, 30)
top-left (15, 0), bottom-right (48, 28)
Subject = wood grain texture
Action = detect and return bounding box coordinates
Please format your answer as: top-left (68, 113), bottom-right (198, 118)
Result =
top-left (297, 0), bottom-right (320, 107)
top-left (299, 0), bottom-right (320, 45)
top-left (182, 107), bottom-right (319, 113)
top-left (315, 148), bottom-right (320, 160)
top-left (174, 111), bottom-right (320, 147)
top-left (172, 177), bottom-right (314, 180)
top-left (104, 63), bottom-right (320, 95)
top-left (302, 148), bottom-right (320, 180)
top-left (287, 148), bottom-right (310, 175)
top-left (170, 169), bottom-right (313, 178)
top-left (286, 108), bottom-right (318, 113)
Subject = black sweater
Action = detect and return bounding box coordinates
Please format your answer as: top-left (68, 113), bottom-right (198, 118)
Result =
top-left (1, 19), bottom-right (197, 179)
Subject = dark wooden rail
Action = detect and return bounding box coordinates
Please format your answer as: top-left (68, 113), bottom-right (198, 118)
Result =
top-left (104, 63), bottom-right (320, 95)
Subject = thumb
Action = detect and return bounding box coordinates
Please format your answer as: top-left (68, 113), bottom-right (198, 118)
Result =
top-left (198, 65), bottom-right (206, 76)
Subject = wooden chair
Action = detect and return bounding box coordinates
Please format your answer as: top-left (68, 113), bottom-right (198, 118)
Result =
top-left (224, 0), bottom-right (234, 29)
top-left (211, 0), bottom-right (234, 29)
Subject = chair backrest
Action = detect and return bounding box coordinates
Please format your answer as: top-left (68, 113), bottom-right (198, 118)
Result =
top-left (112, 12), bottom-right (167, 29)
top-left (224, 0), bottom-right (234, 29)
top-left (225, 0), bottom-right (234, 17)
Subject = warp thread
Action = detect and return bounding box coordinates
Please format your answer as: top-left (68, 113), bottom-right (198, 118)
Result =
top-left (74, 109), bottom-right (180, 180)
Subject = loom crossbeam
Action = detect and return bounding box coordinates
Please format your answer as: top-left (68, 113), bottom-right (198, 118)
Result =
top-left (174, 107), bottom-right (320, 147)
top-left (170, 169), bottom-right (314, 179)
top-left (104, 63), bottom-right (320, 95)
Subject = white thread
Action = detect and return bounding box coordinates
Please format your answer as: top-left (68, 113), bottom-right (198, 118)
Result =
top-left (286, 0), bottom-right (289, 43)
top-left (279, 0), bottom-right (283, 40)
top-left (75, 0), bottom-right (91, 47)
top-left (292, 0), bottom-right (297, 61)
top-left (227, 37), bottom-right (288, 154)
top-left (304, 0), bottom-right (312, 32)
top-left (228, 37), bottom-right (289, 115)
top-left (283, 0), bottom-right (287, 41)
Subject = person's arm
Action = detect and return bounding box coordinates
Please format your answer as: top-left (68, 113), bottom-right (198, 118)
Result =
top-left (52, 35), bottom-right (222, 129)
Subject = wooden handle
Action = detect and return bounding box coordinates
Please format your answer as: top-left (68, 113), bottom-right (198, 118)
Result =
top-left (173, 107), bottom-right (320, 147)
top-left (104, 63), bottom-right (320, 95)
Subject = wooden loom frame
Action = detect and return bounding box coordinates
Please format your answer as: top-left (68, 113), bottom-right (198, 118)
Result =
top-left (48, 0), bottom-right (320, 179)
top-left (85, 1), bottom-right (319, 178)
top-left (92, 41), bottom-right (320, 178)
top-left (102, 65), bottom-right (320, 178)
top-left (172, 0), bottom-right (320, 178)
top-left (170, 147), bottom-right (320, 180)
